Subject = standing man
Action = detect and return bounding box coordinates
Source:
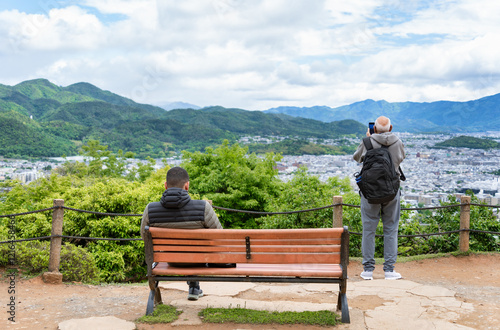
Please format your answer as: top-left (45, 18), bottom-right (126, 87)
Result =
top-left (141, 166), bottom-right (223, 300)
top-left (353, 116), bottom-right (406, 280)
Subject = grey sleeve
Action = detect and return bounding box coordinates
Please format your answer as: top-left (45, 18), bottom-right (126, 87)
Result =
top-left (204, 202), bottom-right (223, 229)
top-left (140, 204), bottom-right (149, 239)
top-left (353, 142), bottom-right (366, 163)
top-left (393, 140), bottom-right (406, 167)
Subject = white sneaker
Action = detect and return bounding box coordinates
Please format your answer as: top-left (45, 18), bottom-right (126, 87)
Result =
top-left (360, 270), bottom-right (373, 280)
top-left (385, 271), bottom-right (402, 280)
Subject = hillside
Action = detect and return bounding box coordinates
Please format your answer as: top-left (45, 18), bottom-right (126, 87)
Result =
top-left (247, 139), bottom-right (356, 155)
top-left (265, 94), bottom-right (500, 133)
top-left (0, 79), bottom-right (365, 158)
top-left (434, 136), bottom-right (500, 149)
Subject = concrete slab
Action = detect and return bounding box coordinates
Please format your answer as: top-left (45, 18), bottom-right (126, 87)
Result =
top-left (58, 316), bottom-right (135, 330)
top-left (409, 284), bottom-right (456, 297)
top-left (171, 307), bottom-right (203, 326)
top-left (154, 278), bottom-right (477, 329)
top-left (159, 281), bottom-right (257, 296)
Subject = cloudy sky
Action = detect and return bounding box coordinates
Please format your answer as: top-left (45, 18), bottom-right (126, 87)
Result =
top-left (1, 0), bottom-right (499, 110)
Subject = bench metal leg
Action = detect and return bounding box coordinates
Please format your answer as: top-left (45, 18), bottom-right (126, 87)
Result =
top-left (336, 280), bottom-right (350, 324)
top-left (146, 280), bottom-right (162, 315)
top-left (339, 292), bottom-right (350, 323)
top-left (146, 288), bottom-right (155, 315)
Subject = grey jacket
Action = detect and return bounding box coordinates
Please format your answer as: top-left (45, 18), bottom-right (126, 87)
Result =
top-left (353, 132), bottom-right (406, 175)
top-left (140, 188), bottom-right (222, 238)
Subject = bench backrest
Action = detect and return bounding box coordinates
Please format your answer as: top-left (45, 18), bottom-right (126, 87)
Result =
top-left (146, 227), bottom-right (349, 265)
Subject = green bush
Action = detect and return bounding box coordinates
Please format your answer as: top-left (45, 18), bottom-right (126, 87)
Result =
top-left (398, 194), bottom-right (500, 256)
top-left (59, 243), bottom-right (100, 282)
top-left (0, 241), bottom-right (99, 282)
top-left (1, 141), bottom-right (499, 283)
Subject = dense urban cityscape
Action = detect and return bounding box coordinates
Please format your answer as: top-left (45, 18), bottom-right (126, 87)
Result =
top-left (1, 133), bottom-right (499, 209)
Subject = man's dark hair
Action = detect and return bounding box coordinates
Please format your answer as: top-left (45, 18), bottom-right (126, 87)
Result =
top-left (166, 167), bottom-right (189, 188)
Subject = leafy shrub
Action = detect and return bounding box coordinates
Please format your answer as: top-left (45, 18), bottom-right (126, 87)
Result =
top-left (59, 243), bottom-right (100, 282)
top-left (0, 241), bottom-right (99, 282)
top-left (1, 141), bottom-right (499, 283)
top-left (398, 194), bottom-right (500, 256)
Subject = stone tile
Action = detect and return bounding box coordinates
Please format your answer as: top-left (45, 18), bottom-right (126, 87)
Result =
top-left (58, 316), bottom-right (135, 330)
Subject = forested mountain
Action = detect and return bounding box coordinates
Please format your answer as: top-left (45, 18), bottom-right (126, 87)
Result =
top-left (0, 79), bottom-right (365, 158)
top-left (434, 136), bottom-right (500, 149)
top-left (265, 94), bottom-right (500, 133)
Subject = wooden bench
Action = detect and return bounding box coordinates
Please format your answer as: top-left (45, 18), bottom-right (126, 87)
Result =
top-left (143, 226), bottom-right (350, 323)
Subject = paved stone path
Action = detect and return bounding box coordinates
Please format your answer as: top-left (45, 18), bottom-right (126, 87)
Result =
top-left (58, 279), bottom-right (476, 329)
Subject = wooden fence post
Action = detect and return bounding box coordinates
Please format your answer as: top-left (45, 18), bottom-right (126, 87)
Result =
top-left (332, 196), bottom-right (343, 228)
top-left (459, 196), bottom-right (471, 252)
top-left (43, 199), bottom-right (64, 284)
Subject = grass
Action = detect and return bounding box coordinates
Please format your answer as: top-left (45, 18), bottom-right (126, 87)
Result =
top-left (136, 304), bottom-right (182, 324)
top-left (200, 307), bottom-right (340, 326)
top-left (136, 304), bottom-right (341, 326)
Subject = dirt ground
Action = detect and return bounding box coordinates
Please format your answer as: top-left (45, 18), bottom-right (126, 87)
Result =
top-left (1, 253), bottom-right (499, 330)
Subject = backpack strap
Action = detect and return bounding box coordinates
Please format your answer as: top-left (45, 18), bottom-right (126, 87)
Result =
top-left (362, 136), bottom-right (374, 150)
top-left (363, 136), bottom-right (406, 181)
top-left (399, 166), bottom-right (406, 181)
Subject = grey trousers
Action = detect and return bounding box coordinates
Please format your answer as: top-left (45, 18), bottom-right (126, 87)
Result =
top-left (360, 192), bottom-right (400, 272)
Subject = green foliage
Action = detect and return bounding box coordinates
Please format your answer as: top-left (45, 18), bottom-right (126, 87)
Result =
top-left (55, 140), bottom-right (139, 180)
top-left (258, 167), bottom-right (363, 256)
top-left (398, 194), bottom-right (500, 255)
top-left (129, 157), bottom-right (157, 182)
top-left (199, 307), bottom-right (340, 326)
top-left (40, 120), bottom-right (88, 140)
top-left (0, 165), bottom-right (169, 282)
top-left (434, 136), bottom-right (500, 149)
top-left (259, 167), bottom-right (355, 228)
top-left (1, 139), bottom-right (499, 283)
top-left (0, 241), bottom-right (99, 282)
top-left (0, 111), bottom-right (77, 157)
top-left (248, 139), bottom-right (356, 155)
top-left (181, 141), bottom-right (283, 228)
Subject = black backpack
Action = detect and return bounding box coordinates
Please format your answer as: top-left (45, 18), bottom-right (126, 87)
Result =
top-left (354, 137), bottom-right (405, 204)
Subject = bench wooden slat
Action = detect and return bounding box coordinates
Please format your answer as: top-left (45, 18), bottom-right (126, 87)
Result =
top-left (153, 252), bottom-right (341, 264)
top-left (152, 263), bottom-right (343, 278)
top-left (152, 238), bottom-right (342, 246)
top-left (149, 227), bottom-right (344, 240)
top-left (153, 244), bottom-right (341, 253)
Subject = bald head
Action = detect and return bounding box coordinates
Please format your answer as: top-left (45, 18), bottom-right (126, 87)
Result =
top-left (375, 116), bottom-right (392, 133)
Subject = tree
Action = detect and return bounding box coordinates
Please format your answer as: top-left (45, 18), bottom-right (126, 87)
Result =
top-left (257, 167), bottom-right (363, 256)
top-left (258, 167), bottom-right (355, 228)
top-left (398, 193), bottom-right (500, 255)
top-left (56, 140), bottom-right (138, 180)
top-left (181, 140), bottom-right (283, 228)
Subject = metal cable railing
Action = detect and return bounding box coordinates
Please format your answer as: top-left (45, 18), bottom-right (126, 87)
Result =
top-left (1, 201), bottom-right (499, 244)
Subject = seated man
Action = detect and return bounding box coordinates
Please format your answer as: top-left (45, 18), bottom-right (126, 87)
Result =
top-left (140, 166), bottom-right (223, 300)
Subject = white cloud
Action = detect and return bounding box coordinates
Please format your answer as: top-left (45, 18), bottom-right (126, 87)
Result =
top-left (1, 6), bottom-right (104, 52)
top-left (1, 0), bottom-right (500, 109)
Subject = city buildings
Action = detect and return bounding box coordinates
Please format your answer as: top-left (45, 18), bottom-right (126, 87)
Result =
top-left (1, 133), bottom-right (499, 207)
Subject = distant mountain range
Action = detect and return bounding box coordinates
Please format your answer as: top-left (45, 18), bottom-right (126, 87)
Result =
top-left (158, 101), bottom-right (201, 111)
top-left (0, 79), bottom-right (364, 158)
top-left (2, 78), bottom-right (497, 158)
top-left (265, 95), bottom-right (500, 133)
